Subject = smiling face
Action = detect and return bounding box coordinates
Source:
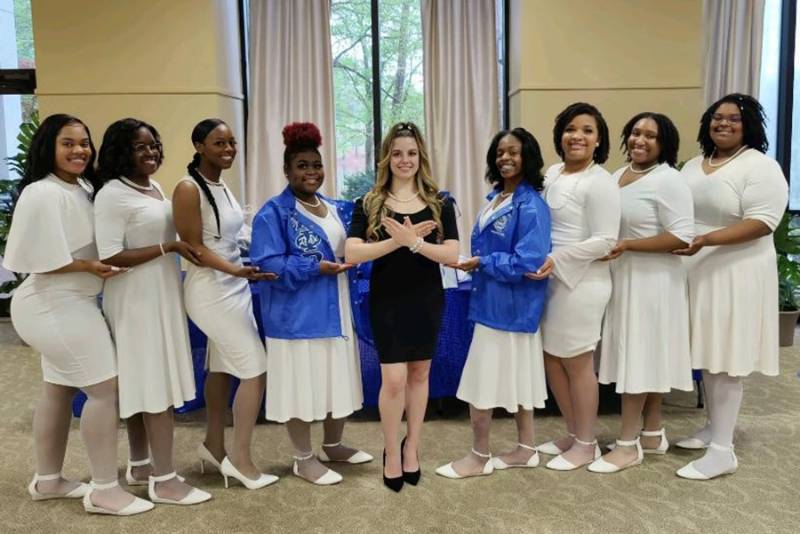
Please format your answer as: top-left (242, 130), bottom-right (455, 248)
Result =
top-left (130, 126), bottom-right (161, 178)
top-left (196, 123), bottom-right (237, 170)
top-left (561, 114), bottom-right (599, 165)
top-left (709, 102), bottom-right (744, 152)
top-left (286, 150), bottom-right (324, 196)
top-left (389, 136), bottom-right (420, 181)
top-left (495, 134), bottom-right (523, 183)
top-left (53, 123), bottom-right (93, 180)
top-left (627, 117), bottom-right (661, 167)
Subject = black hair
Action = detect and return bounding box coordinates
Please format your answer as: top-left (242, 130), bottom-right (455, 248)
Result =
top-left (95, 118), bottom-right (164, 197)
top-left (552, 102), bottom-right (610, 164)
top-left (17, 113), bottom-right (99, 194)
top-left (620, 112), bottom-right (680, 167)
top-left (188, 118), bottom-right (227, 238)
top-left (485, 128), bottom-right (545, 191)
top-left (698, 93), bottom-right (768, 156)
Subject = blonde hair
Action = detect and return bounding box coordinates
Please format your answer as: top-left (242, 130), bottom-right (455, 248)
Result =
top-left (363, 122), bottom-right (443, 242)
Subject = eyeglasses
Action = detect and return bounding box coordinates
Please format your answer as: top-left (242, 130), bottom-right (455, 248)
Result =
top-left (710, 113), bottom-right (742, 124)
top-left (133, 142), bottom-right (162, 153)
top-left (396, 122), bottom-right (417, 133)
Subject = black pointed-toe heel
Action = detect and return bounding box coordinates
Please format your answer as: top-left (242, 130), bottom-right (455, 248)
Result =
top-left (401, 437), bottom-right (421, 486)
top-left (383, 449), bottom-right (404, 492)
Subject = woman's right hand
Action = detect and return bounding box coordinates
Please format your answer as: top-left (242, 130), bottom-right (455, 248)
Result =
top-left (525, 256), bottom-right (554, 280)
top-left (233, 265), bottom-right (278, 281)
top-left (165, 241), bottom-right (203, 265)
top-left (86, 260), bottom-right (129, 279)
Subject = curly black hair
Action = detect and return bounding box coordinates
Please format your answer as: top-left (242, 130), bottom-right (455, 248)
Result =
top-left (552, 102), bottom-right (610, 164)
top-left (698, 93), bottom-right (768, 156)
top-left (96, 118), bottom-right (164, 195)
top-left (620, 112), bottom-right (680, 167)
top-left (17, 114), bottom-right (99, 194)
top-left (485, 128), bottom-right (544, 191)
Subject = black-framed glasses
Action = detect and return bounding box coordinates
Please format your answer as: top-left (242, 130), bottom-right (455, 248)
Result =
top-left (710, 113), bottom-right (742, 124)
top-left (133, 142), bottom-right (163, 153)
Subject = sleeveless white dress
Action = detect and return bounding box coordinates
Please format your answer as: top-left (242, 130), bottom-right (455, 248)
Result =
top-left (94, 179), bottom-right (196, 417)
top-left (180, 176), bottom-right (267, 378)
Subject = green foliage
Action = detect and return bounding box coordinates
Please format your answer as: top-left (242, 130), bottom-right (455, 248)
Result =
top-left (5, 110), bottom-right (38, 178)
top-left (774, 213), bottom-right (800, 311)
top-left (340, 169), bottom-right (375, 201)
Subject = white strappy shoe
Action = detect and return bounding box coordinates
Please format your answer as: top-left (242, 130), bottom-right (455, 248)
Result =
top-left (538, 433), bottom-right (575, 455)
top-left (82, 480), bottom-right (154, 516)
top-left (28, 472), bottom-right (88, 501)
top-left (292, 452), bottom-right (342, 485)
top-left (435, 449), bottom-right (494, 479)
top-left (148, 472), bottom-right (212, 505)
top-left (318, 441), bottom-right (373, 464)
top-left (588, 437), bottom-right (644, 473)
top-left (491, 443), bottom-right (540, 470)
top-left (545, 437), bottom-right (601, 471)
top-left (609, 428), bottom-right (669, 455)
top-left (676, 442), bottom-right (738, 480)
top-left (125, 457), bottom-right (151, 486)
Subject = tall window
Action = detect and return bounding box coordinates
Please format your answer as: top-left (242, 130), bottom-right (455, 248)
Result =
top-left (1, 0), bottom-right (37, 180)
top-left (331, 0), bottom-right (425, 200)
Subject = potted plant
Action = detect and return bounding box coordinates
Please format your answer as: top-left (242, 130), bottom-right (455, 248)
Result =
top-left (0, 111), bottom-right (38, 316)
top-left (774, 212), bottom-right (800, 346)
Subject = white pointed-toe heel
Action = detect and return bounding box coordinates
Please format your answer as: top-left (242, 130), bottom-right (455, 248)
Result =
top-left (491, 443), bottom-right (540, 470)
top-left (546, 438), bottom-right (601, 471)
top-left (82, 480), bottom-right (154, 516)
top-left (538, 433), bottom-right (575, 456)
top-left (28, 472), bottom-right (88, 501)
top-left (197, 443), bottom-right (223, 474)
top-left (292, 452), bottom-right (342, 485)
top-left (125, 457), bottom-right (151, 486)
top-left (435, 449), bottom-right (494, 479)
top-left (147, 472), bottom-right (212, 505)
top-left (318, 441), bottom-right (373, 464)
top-left (676, 442), bottom-right (738, 480)
top-left (588, 437), bottom-right (644, 473)
top-left (220, 457), bottom-right (279, 490)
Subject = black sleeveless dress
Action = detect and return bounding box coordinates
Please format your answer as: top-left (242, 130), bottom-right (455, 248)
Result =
top-left (348, 197), bottom-right (459, 363)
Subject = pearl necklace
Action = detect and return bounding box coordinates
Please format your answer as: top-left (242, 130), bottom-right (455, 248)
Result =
top-left (295, 194), bottom-right (321, 208)
top-left (119, 176), bottom-right (154, 191)
top-left (627, 162), bottom-right (659, 174)
top-left (388, 191), bottom-right (419, 203)
top-left (708, 146), bottom-right (748, 168)
top-left (545, 161), bottom-right (594, 210)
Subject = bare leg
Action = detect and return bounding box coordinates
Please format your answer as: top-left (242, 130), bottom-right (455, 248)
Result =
top-left (80, 378), bottom-right (137, 511)
top-left (495, 408), bottom-right (537, 465)
top-left (598, 392), bottom-right (646, 467)
top-left (379, 363), bottom-right (407, 479)
top-left (557, 352), bottom-right (598, 466)
top-left (448, 405), bottom-right (493, 476)
top-left (203, 372), bottom-right (231, 463)
top-left (31, 382), bottom-right (82, 495)
top-left (403, 360), bottom-right (431, 472)
top-left (124, 413), bottom-right (152, 482)
top-left (641, 393), bottom-right (664, 449)
top-left (228, 373), bottom-right (266, 480)
top-left (321, 415), bottom-right (362, 460)
top-left (544, 354), bottom-right (576, 450)
top-left (286, 419), bottom-right (329, 481)
top-left (143, 409), bottom-right (196, 500)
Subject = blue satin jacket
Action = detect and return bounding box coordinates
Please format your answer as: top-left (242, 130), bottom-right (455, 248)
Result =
top-left (469, 182), bottom-right (551, 333)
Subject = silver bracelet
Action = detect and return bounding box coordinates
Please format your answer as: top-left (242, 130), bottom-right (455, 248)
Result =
top-left (159, 243), bottom-right (166, 256)
top-left (409, 237), bottom-right (423, 254)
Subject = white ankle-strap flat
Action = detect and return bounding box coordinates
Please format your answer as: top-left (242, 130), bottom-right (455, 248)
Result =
top-left (292, 451), bottom-right (342, 485)
top-left (435, 449), bottom-right (494, 480)
top-left (125, 457), bottom-right (151, 486)
top-left (546, 438), bottom-right (601, 471)
top-left (608, 428), bottom-right (669, 455)
top-left (492, 443), bottom-right (540, 470)
top-left (538, 433), bottom-right (575, 456)
top-left (676, 442), bottom-right (738, 480)
top-left (28, 472), bottom-right (88, 501)
top-left (147, 472), bottom-right (212, 505)
top-left (83, 480), bottom-right (154, 516)
top-left (318, 442), bottom-right (374, 464)
top-left (588, 437), bottom-right (644, 474)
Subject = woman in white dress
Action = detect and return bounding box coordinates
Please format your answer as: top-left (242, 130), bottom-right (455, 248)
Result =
top-left (94, 118), bottom-right (211, 505)
top-left (172, 119), bottom-right (278, 490)
top-left (250, 122), bottom-right (371, 485)
top-left (3, 114), bottom-right (151, 516)
top-left (529, 102), bottom-right (621, 470)
top-left (589, 113), bottom-right (695, 473)
top-left (435, 128), bottom-right (551, 479)
top-left (674, 94), bottom-right (787, 480)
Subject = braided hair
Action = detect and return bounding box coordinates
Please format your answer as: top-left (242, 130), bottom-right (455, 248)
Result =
top-left (187, 118), bottom-right (226, 238)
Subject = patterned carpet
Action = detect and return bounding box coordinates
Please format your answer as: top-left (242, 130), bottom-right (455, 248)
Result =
top-left (0, 320), bottom-right (798, 534)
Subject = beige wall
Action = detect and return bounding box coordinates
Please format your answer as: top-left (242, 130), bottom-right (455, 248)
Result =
top-left (31, 0), bottom-right (245, 200)
top-left (509, 0), bottom-right (704, 170)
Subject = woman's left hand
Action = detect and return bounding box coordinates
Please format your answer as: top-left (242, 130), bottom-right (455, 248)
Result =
top-left (525, 256), bottom-right (553, 280)
top-left (382, 216), bottom-right (419, 248)
top-left (672, 235), bottom-right (707, 256)
top-left (600, 240), bottom-right (627, 261)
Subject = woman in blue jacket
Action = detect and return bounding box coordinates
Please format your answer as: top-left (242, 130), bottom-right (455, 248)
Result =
top-left (250, 123), bottom-right (371, 485)
top-left (436, 128), bottom-right (551, 479)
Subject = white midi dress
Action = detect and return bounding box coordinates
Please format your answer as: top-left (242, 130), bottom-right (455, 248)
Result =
top-left (95, 179), bottom-right (196, 418)
top-left (598, 164), bottom-right (695, 393)
top-left (540, 163), bottom-right (621, 358)
top-left (682, 150), bottom-right (788, 376)
top-left (456, 196), bottom-right (548, 412)
top-left (3, 175), bottom-right (117, 387)
top-left (265, 200), bottom-right (363, 423)
top-left (181, 177), bottom-right (267, 379)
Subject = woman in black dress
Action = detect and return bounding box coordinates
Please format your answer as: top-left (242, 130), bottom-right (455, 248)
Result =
top-left (345, 122), bottom-right (459, 491)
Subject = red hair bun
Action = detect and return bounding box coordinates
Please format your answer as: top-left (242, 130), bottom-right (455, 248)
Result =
top-left (282, 122), bottom-right (322, 149)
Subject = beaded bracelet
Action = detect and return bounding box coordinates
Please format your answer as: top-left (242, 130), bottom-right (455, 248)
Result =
top-left (409, 237), bottom-right (424, 254)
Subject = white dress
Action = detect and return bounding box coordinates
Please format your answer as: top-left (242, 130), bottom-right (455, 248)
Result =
top-left (94, 179), bottom-right (196, 418)
top-left (265, 200), bottom-right (363, 423)
top-left (540, 163), bottom-right (621, 357)
top-left (3, 175), bottom-right (117, 387)
top-left (598, 164), bottom-right (695, 393)
top-left (456, 196), bottom-right (548, 412)
top-left (181, 177), bottom-right (267, 378)
top-left (682, 150), bottom-right (788, 376)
